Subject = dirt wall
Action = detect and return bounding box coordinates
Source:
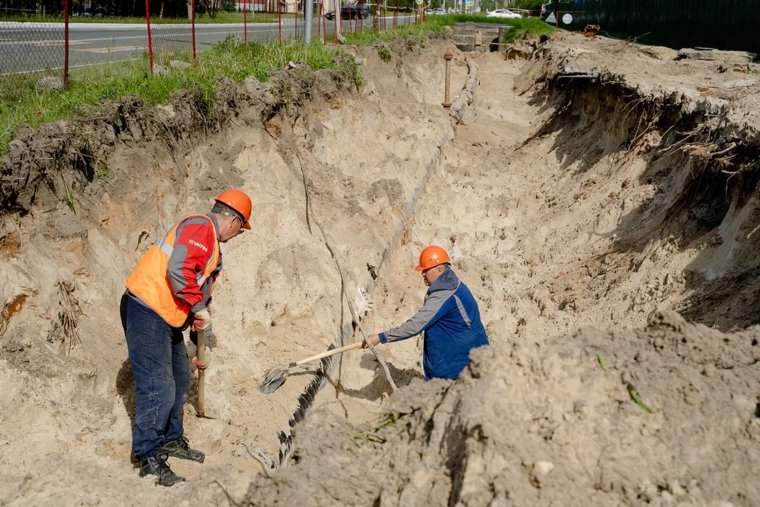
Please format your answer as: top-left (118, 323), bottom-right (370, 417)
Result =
top-left (0, 39), bottom-right (468, 505)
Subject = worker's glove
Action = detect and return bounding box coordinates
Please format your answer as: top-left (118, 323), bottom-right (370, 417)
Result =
top-left (191, 355), bottom-right (210, 370)
top-left (192, 308), bottom-right (212, 331)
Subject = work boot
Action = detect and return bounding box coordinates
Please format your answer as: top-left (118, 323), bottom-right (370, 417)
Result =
top-left (139, 451), bottom-right (185, 487)
top-left (162, 436), bottom-right (205, 463)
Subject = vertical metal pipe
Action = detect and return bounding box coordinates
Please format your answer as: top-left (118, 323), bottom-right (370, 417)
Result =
top-left (192, 0), bottom-right (197, 65)
top-left (244, 0), bottom-right (248, 49)
top-left (334, 0), bottom-right (340, 41)
top-left (305, 0), bottom-right (313, 42)
top-left (442, 49), bottom-right (452, 108)
top-left (319, 1), bottom-right (327, 44)
top-left (145, 0), bottom-right (154, 76)
top-left (278, 0), bottom-right (282, 43)
top-left (64, 0), bottom-right (69, 89)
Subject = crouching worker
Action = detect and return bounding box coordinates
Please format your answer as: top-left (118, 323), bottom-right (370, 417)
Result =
top-left (120, 190), bottom-right (252, 486)
top-left (363, 245), bottom-right (489, 381)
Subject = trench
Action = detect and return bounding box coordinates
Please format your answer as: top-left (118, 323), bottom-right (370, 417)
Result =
top-left (271, 39), bottom-right (760, 476)
top-left (270, 124), bottom-right (453, 466)
top-left (2, 34), bottom-right (760, 506)
top-left (264, 48), bottom-right (487, 466)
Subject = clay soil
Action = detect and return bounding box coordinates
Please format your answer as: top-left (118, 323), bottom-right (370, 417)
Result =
top-left (1, 30), bottom-right (759, 507)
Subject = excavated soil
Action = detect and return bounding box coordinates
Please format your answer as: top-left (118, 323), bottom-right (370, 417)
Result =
top-left (1, 31), bottom-right (760, 507)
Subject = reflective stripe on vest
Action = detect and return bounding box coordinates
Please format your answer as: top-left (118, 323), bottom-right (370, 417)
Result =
top-left (126, 215), bottom-right (220, 327)
top-left (156, 237), bottom-right (215, 286)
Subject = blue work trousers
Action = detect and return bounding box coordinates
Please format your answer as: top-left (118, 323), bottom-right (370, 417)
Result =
top-left (120, 292), bottom-right (190, 460)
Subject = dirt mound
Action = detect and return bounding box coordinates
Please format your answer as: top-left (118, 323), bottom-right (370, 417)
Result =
top-left (247, 311), bottom-right (760, 506)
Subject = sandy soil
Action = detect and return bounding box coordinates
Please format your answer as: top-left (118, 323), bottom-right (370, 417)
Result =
top-left (1, 30), bottom-right (759, 506)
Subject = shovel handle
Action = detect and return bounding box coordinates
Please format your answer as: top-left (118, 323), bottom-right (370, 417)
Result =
top-left (292, 341), bottom-right (363, 367)
top-left (197, 329), bottom-right (206, 416)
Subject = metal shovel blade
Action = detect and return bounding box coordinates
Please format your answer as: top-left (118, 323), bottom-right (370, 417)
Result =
top-left (259, 367), bottom-right (289, 394)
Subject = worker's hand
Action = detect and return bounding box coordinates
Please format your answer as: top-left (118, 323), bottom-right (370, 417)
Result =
top-left (362, 334), bottom-right (382, 349)
top-left (192, 308), bottom-right (212, 331)
top-left (191, 355), bottom-right (210, 370)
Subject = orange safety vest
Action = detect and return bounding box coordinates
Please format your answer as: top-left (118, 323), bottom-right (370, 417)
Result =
top-left (126, 215), bottom-right (220, 327)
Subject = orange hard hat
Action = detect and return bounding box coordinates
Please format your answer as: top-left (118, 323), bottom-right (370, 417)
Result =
top-left (415, 245), bottom-right (451, 272)
top-left (215, 189), bottom-right (252, 230)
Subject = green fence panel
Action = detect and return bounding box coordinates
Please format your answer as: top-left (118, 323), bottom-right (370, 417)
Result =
top-left (548, 0), bottom-right (759, 54)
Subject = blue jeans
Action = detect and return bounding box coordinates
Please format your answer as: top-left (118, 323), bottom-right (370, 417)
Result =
top-left (120, 292), bottom-right (190, 460)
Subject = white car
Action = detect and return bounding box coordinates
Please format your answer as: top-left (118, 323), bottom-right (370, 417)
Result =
top-left (486, 8), bottom-right (521, 19)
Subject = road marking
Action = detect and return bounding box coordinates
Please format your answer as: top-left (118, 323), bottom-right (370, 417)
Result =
top-left (76, 46), bottom-right (144, 53)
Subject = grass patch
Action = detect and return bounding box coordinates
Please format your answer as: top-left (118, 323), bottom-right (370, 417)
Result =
top-left (377, 45), bottom-right (393, 62)
top-left (351, 410), bottom-right (404, 445)
top-left (343, 20), bottom-right (446, 46)
top-left (424, 13), bottom-right (554, 42)
top-left (0, 39), bottom-right (360, 156)
top-left (1, 16), bottom-right (551, 157)
top-left (342, 14), bottom-right (553, 47)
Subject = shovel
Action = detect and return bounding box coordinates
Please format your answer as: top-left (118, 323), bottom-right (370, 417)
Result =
top-left (259, 341), bottom-right (363, 394)
top-left (196, 329), bottom-right (208, 418)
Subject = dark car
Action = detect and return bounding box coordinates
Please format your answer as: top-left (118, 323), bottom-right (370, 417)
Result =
top-left (324, 9), bottom-right (336, 19)
top-left (340, 3), bottom-right (369, 19)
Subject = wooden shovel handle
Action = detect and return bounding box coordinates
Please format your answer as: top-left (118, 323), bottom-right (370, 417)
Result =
top-left (197, 329), bottom-right (206, 416)
top-left (292, 341), bottom-right (363, 367)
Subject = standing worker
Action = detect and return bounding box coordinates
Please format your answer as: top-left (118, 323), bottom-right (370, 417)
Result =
top-left (120, 190), bottom-right (252, 486)
top-left (364, 245), bottom-right (489, 380)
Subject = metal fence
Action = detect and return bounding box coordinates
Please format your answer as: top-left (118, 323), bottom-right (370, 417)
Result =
top-left (0, 0), bottom-right (423, 94)
top-left (0, 20), bottom-right (66, 75)
top-left (544, 0), bottom-right (760, 54)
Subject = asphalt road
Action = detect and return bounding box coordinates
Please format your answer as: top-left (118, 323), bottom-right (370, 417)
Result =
top-left (0, 17), bottom-right (414, 74)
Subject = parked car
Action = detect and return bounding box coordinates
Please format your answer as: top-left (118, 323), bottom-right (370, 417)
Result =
top-left (340, 3), bottom-right (369, 19)
top-left (325, 9), bottom-right (336, 19)
top-left (486, 8), bottom-right (521, 19)
top-left (429, 7), bottom-right (445, 14)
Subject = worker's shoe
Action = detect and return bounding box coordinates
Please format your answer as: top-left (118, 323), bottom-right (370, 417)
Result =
top-left (162, 436), bottom-right (205, 463)
top-left (139, 451), bottom-right (185, 487)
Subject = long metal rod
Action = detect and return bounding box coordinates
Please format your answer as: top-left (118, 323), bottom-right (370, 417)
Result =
top-left (145, 0), bottom-right (154, 75)
top-left (63, 0), bottom-right (69, 89)
top-left (304, 0), bottom-right (313, 42)
top-left (197, 329), bottom-right (206, 417)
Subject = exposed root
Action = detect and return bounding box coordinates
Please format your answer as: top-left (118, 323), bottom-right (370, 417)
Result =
top-left (47, 280), bottom-right (83, 355)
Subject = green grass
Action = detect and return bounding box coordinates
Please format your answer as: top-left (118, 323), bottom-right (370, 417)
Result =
top-left (343, 20), bottom-right (445, 45)
top-left (1, 16), bottom-right (551, 156)
top-left (342, 13), bottom-right (553, 46)
top-left (351, 410), bottom-right (404, 445)
top-left (424, 13), bottom-right (554, 42)
top-left (0, 38), bottom-right (360, 156)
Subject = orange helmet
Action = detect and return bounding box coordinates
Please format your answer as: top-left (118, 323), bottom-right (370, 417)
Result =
top-left (215, 190), bottom-right (252, 230)
top-left (415, 245), bottom-right (451, 272)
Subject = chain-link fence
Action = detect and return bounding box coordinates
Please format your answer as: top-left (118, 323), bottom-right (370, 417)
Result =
top-left (0, 0), bottom-right (423, 96)
top-left (1, 1), bottom-right (68, 104)
top-left (0, 20), bottom-right (65, 76)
